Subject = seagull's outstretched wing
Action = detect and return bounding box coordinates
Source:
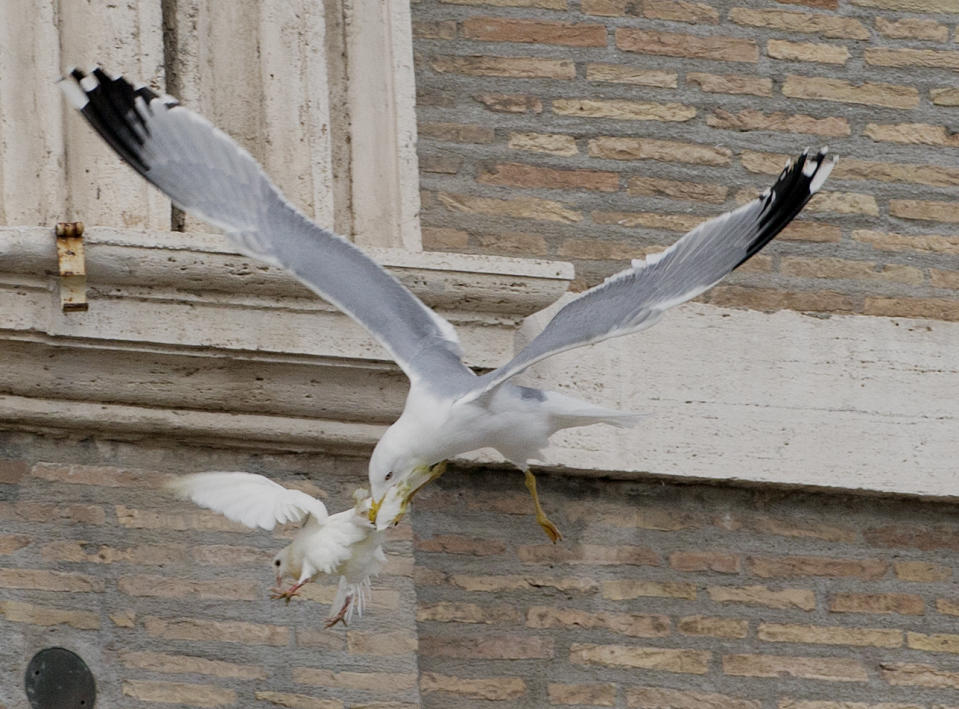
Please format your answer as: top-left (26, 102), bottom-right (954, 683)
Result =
top-left (167, 472), bottom-right (328, 530)
top-left (59, 67), bottom-right (470, 391)
top-left (468, 149), bottom-right (836, 399)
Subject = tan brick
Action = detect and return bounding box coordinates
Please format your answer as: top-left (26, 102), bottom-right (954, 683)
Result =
top-left (477, 231), bottom-right (548, 256)
top-left (591, 211), bottom-right (707, 233)
top-left (781, 257), bottom-right (924, 285)
top-left (709, 286), bottom-right (856, 314)
top-left (120, 650), bottom-right (265, 679)
top-left (589, 137), bottom-right (732, 165)
top-left (553, 98), bottom-right (695, 122)
top-left (783, 75), bottom-right (918, 109)
top-left (729, 8), bottom-right (869, 39)
top-left (851, 0), bottom-right (959, 8)
top-left (422, 227), bottom-right (469, 250)
top-left (421, 634), bottom-right (553, 659)
top-left (429, 55), bottom-right (574, 79)
top-left (419, 122), bottom-right (494, 144)
top-left (881, 662), bottom-right (959, 689)
top-left (739, 514), bottom-right (858, 542)
top-left (678, 615), bottom-right (748, 639)
top-left (628, 686), bottom-right (760, 709)
top-left (628, 177), bottom-right (726, 204)
top-left (938, 598), bottom-right (959, 615)
top-left (479, 162), bottom-right (619, 192)
top-left (864, 297), bottom-right (959, 321)
top-left (780, 222), bottom-right (842, 243)
top-left (412, 20), bottom-right (456, 40)
top-left (582, 0), bottom-right (627, 13)
top-left (931, 87), bottom-right (959, 106)
top-left (865, 524), bottom-right (959, 551)
top-left (586, 64), bottom-right (677, 87)
top-left (724, 653), bottom-right (868, 681)
top-left (829, 592), bottom-right (924, 615)
top-left (670, 551), bottom-right (741, 574)
top-left (451, 573), bottom-right (598, 593)
top-left (758, 622), bottom-right (902, 648)
top-left (420, 673), bottom-right (525, 700)
top-left (348, 702), bottom-right (419, 709)
top-left (417, 601), bottom-right (522, 624)
top-left (572, 643), bottom-right (710, 674)
top-left (347, 630), bottom-right (417, 656)
top-left (891, 199), bottom-right (959, 223)
top-left (254, 693), bottom-right (342, 709)
top-left (0, 501), bottom-right (105, 525)
top-left (907, 632), bottom-right (959, 654)
top-left (438, 192), bottom-right (581, 223)
top-left (191, 544), bottom-right (274, 567)
top-left (854, 229), bottom-right (959, 255)
top-left (118, 574), bottom-right (260, 601)
top-left (41, 539), bottom-right (188, 565)
top-left (0, 459), bottom-right (27, 484)
top-left (528, 605), bottom-right (670, 637)
top-left (110, 609), bottom-right (136, 628)
top-left (865, 122), bottom-right (959, 147)
top-left (509, 131), bottom-right (578, 156)
top-left (0, 568), bottom-right (104, 593)
top-left (518, 543), bottom-right (660, 566)
top-left (420, 151), bottom-right (463, 171)
top-left (768, 39), bottom-right (849, 64)
top-left (687, 72), bottom-right (772, 96)
top-left (122, 680), bottom-right (236, 707)
top-left (708, 108), bottom-right (849, 136)
top-left (778, 0), bottom-right (838, 7)
top-left (895, 561), bottom-right (953, 582)
top-left (415, 534), bottom-right (506, 556)
top-left (474, 93), bottom-right (543, 113)
top-left (617, 29), bottom-right (757, 62)
top-left (116, 504), bottom-right (246, 532)
top-left (867, 47), bottom-right (959, 71)
top-left (563, 504), bottom-right (701, 531)
top-left (549, 683), bottom-right (616, 706)
top-left (643, 0), bottom-right (719, 22)
top-left (294, 668), bottom-right (417, 691)
top-left (931, 269), bottom-right (959, 290)
top-left (441, 0), bottom-right (566, 6)
top-left (779, 701), bottom-right (922, 709)
top-left (876, 17), bottom-right (949, 42)
top-left (31, 462), bottom-right (165, 487)
top-left (462, 17), bottom-right (606, 47)
top-left (708, 584), bottom-right (816, 611)
top-left (603, 579), bottom-right (698, 601)
top-left (0, 534), bottom-right (30, 555)
top-left (144, 615), bottom-right (289, 645)
top-left (558, 237), bottom-right (646, 261)
top-left (750, 555), bottom-right (888, 579)
top-left (0, 600), bottom-right (99, 629)
top-left (837, 159), bottom-right (959, 188)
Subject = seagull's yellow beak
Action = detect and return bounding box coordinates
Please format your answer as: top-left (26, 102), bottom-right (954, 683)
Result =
top-left (368, 495), bottom-right (382, 525)
top-left (370, 461), bottom-right (448, 530)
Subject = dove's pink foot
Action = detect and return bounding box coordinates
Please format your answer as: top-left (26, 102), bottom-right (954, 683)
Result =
top-left (324, 594), bottom-right (354, 628)
top-left (271, 580), bottom-right (308, 604)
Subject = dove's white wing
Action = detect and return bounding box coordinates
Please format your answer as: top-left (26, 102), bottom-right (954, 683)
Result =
top-left (167, 472), bottom-right (328, 530)
top-left (60, 67), bottom-right (473, 395)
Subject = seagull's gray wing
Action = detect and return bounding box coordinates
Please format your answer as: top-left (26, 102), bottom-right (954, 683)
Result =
top-left (465, 149), bottom-right (836, 401)
top-left (60, 67), bottom-right (471, 391)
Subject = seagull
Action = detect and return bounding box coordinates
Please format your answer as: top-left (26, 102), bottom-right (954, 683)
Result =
top-left (61, 67), bottom-right (836, 542)
top-left (166, 472), bottom-right (386, 627)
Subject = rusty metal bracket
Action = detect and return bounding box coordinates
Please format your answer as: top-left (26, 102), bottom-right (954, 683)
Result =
top-left (55, 222), bottom-right (88, 312)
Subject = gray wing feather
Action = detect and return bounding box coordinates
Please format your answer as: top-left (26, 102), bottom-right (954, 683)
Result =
top-left (61, 68), bottom-right (471, 391)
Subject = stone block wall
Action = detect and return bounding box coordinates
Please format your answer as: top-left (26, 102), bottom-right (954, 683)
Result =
top-left (412, 0), bottom-right (959, 320)
top-left (2, 432), bottom-right (958, 708)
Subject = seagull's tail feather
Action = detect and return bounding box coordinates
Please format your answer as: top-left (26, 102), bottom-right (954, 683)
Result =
top-left (542, 390), bottom-right (646, 430)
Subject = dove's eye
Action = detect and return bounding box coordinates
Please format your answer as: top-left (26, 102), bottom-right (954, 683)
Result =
top-left (274, 559), bottom-right (281, 567)
top-left (385, 471), bottom-right (393, 481)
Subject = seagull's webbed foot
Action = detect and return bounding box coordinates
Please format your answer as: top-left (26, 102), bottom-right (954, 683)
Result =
top-left (524, 469), bottom-right (563, 543)
top-left (324, 594), bottom-right (354, 629)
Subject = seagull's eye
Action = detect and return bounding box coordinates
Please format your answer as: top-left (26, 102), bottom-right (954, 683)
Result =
top-left (385, 471), bottom-right (393, 481)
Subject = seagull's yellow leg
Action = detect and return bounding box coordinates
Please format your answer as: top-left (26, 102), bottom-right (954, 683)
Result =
top-left (524, 469), bottom-right (562, 543)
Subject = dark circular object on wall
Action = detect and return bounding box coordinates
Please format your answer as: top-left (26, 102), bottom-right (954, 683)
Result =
top-left (24, 647), bottom-right (96, 709)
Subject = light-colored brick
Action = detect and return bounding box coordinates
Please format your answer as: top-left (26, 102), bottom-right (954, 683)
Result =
top-left (591, 211), bottom-right (710, 233)
top-left (589, 137), bottom-right (732, 165)
top-left (768, 39), bottom-right (850, 64)
top-left (563, 504), bottom-right (701, 531)
top-left (253, 693), bottom-right (342, 709)
top-left (864, 122), bottom-right (959, 147)
top-left (118, 574), bottom-right (260, 601)
top-left (783, 75), bottom-right (918, 109)
top-left (758, 622), bottom-right (902, 648)
top-left (0, 600), bottom-right (99, 629)
top-left (474, 93), bottom-right (543, 113)
top-left (421, 634), bottom-right (553, 659)
top-left (548, 683), bottom-right (616, 706)
top-left (420, 673), bottom-right (526, 700)
top-left (422, 226), bottom-right (469, 250)
top-left (891, 199), bottom-right (959, 223)
top-left (509, 131), bottom-right (578, 156)
top-left (628, 177), bottom-right (727, 204)
top-left (477, 231), bottom-right (548, 256)
top-left (669, 551), bottom-right (741, 573)
top-left (628, 686), bottom-right (760, 709)
top-left (559, 237), bottom-right (649, 261)
top-left (907, 632), bottom-right (959, 654)
top-left (779, 700), bottom-right (922, 709)
top-left (552, 98), bottom-right (695, 122)
top-left (110, 609), bottom-right (136, 628)
top-left (419, 122), bottom-right (494, 144)
top-left (120, 651), bottom-right (266, 679)
top-left (709, 286), bottom-right (856, 314)
top-left (938, 598), bottom-right (959, 615)
top-left (708, 109), bottom-right (849, 136)
top-left (294, 668), bottom-right (418, 691)
top-left (586, 64), bottom-right (677, 87)
top-left (479, 162), bottom-right (619, 192)
top-left (780, 222), bottom-right (842, 243)
top-left (708, 584), bottom-right (816, 611)
top-left (527, 606), bottom-right (670, 637)
top-left (438, 192), bottom-right (582, 223)
top-left (582, 0), bottom-right (627, 14)
top-left (415, 533), bottom-right (505, 556)
top-left (429, 55), bottom-right (575, 79)
top-left (729, 8), bottom-right (869, 39)
top-left (864, 297), bottom-right (959, 321)
top-left (571, 643), bottom-right (710, 674)
top-left (116, 504), bottom-right (246, 532)
top-left (32, 462), bottom-right (167, 487)
top-left (412, 20), bottom-right (456, 40)
top-left (687, 72), bottom-right (772, 96)
top-left (780, 257), bottom-right (924, 285)
top-left (0, 535), bottom-right (30, 555)
top-left (643, 0), bottom-right (719, 23)
top-left (617, 29), bottom-right (758, 63)
top-left (603, 579), bottom-right (698, 600)
top-left (0, 501), bottom-right (105, 525)
top-left (462, 17), bottom-right (606, 47)
top-left (866, 47), bottom-right (959, 71)
top-left (678, 615), bottom-right (749, 639)
top-left (0, 459), bottom-right (27, 484)
top-left (876, 17), bottom-right (949, 42)
top-left (0, 568), bottom-right (104, 593)
top-left (41, 539), bottom-right (188, 565)
top-left (829, 592), bottom-right (924, 615)
top-left (931, 269), bottom-right (959, 290)
top-left (854, 229), bottom-right (959, 255)
top-left (881, 662), bottom-right (959, 689)
top-left (931, 87), bottom-right (959, 106)
top-left (451, 573), bottom-right (598, 593)
top-left (417, 601), bottom-right (522, 624)
top-left (518, 543), bottom-right (660, 566)
top-left (143, 616), bottom-right (289, 645)
top-left (894, 561), bottom-right (953, 582)
top-left (749, 555), bottom-right (888, 579)
top-left (724, 653), bottom-right (868, 682)
top-left (122, 680), bottom-right (236, 707)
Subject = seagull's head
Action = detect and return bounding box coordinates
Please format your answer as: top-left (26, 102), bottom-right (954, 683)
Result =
top-left (368, 431), bottom-right (447, 529)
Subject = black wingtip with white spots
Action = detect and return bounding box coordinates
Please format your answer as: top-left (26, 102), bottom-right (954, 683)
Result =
top-left (735, 147), bottom-right (836, 270)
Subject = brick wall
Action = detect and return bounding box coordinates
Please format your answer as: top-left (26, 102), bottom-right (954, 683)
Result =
top-left (412, 0), bottom-right (959, 321)
top-left (2, 432), bottom-right (958, 707)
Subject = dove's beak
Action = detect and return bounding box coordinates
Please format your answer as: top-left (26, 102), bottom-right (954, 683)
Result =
top-left (372, 461), bottom-right (448, 530)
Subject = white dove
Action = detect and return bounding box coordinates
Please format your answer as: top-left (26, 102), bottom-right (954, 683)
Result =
top-left (166, 472), bottom-right (386, 627)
